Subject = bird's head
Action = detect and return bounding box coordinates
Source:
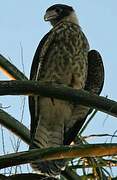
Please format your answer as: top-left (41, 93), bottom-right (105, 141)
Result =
top-left (44, 4), bottom-right (79, 26)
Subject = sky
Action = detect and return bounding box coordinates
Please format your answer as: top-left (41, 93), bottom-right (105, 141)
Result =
top-left (0, 0), bottom-right (117, 175)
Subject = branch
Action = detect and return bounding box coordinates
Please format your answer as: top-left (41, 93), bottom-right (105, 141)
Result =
top-left (0, 109), bottom-right (30, 144)
top-left (61, 166), bottom-right (82, 180)
top-left (70, 159), bottom-right (117, 169)
top-left (0, 143), bottom-right (117, 169)
top-left (0, 55), bottom-right (31, 143)
top-left (0, 54), bottom-right (28, 80)
top-left (0, 173), bottom-right (56, 180)
top-left (0, 80), bottom-right (117, 118)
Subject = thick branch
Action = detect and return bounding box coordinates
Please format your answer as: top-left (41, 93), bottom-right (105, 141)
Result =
top-left (61, 166), bottom-right (81, 180)
top-left (0, 56), bottom-right (31, 144)
top-left (0, 55), bottom-right (28, 80)
top-left (0, 173), bottom-right (56, 180)
top-left (0, 80), bottom-right (117, 118)
top-left (0, 143), bottom-right (117, 169)
top-left (0, 109), bottom-right (30, 144)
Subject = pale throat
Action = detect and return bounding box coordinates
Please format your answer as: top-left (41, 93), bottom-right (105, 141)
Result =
top-left (64, 11), bottom-right (79, 25)
top-left (51, 11), bottom-right (79, 27)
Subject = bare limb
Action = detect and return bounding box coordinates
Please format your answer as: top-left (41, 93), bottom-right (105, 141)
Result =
top-left (0, 54), bottom-right (28, 80)
top-left (61, 166), bottom-right (82, 180)
top-left (0, 109), bottom-right (30, 144)
top-left (0, 80), bottom-right (117, 118)
top-left (0, 173), bottom-right (56, 180)
top-left (0, 143), bottom-right (117, 169)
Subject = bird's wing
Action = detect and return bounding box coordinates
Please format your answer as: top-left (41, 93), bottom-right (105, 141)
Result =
top-left (29, 22), bottom-right (74, 142)
top-left (85, 50), bottom-right (104, 94)
top-left (30, 31), bottom-right (51, 80)
top-left (29, 32), bottom-right (51, 141)
top-left (64, 50), bottom-right (105, 145)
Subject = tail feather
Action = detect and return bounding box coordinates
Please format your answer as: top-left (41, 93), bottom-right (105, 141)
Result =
top-left (31, 159), bottom-right (65, 176)
top-left (30, 123), bottom-right (65, 176)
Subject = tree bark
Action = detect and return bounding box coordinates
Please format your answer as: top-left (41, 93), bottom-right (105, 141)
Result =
top-left (0, 80), bottom-right (117, 118)
top-left (0, 143), bottom-right (117, 169)
top-left (0, 109), bottom-right (30, 144)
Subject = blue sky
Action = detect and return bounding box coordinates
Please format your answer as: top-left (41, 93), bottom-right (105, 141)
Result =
top-left (0, 0), bottom-right (117, 175)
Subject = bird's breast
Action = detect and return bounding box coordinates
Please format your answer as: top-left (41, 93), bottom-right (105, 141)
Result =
top-left (39, 97), bottom-right (72, 128)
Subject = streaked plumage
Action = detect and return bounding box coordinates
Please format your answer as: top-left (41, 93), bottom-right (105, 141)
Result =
top-left (29, 4), bottom-right (104, 177)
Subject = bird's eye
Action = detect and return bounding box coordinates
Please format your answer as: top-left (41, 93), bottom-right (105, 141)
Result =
top-left (55, 8), bottom-right (62, 14)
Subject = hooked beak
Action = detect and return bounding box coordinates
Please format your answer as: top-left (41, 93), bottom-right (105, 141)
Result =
top-left (44, 10), bottom-right (58, 21)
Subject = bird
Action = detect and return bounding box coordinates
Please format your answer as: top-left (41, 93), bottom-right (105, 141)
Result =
top-left (29, 4), bottom-right (104, 177)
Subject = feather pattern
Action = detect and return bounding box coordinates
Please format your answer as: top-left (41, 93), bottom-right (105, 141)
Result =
top-left (29, 21), bottom-right (89, 176)
top-left (29, 5), bottom-right (104, 177)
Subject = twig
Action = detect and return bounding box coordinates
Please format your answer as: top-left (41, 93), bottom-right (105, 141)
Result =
top-left (20, 43), bottom-right (25, 75)
top-left (0, 126), bottom-right (6, 155)
top-left (79, 109), bottom-right (97, 135)
top-left (82, 134), bottom-right (117, 140)
top-left (70, 159), bottom-right (117, 169)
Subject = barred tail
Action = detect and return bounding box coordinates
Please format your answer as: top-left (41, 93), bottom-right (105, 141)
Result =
top-left (30, 123), bottom-right (66, 176)
top-left (31, 158), bottom-right (65, 177)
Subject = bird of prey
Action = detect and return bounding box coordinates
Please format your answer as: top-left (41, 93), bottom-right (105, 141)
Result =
top-left (29, 4), bottom-right (104, 177)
